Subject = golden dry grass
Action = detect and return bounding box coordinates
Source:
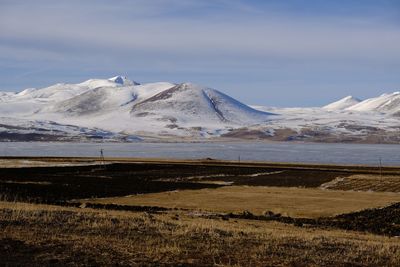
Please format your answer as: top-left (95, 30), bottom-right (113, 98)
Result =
top-left (321, 174), bottom-right (400, 192)
top-left (1, 201), bottom-right (400, 266)
top-left (89, 186), bottom-right (400, 218)
top-left (0, 159), bottom-right (99, 168)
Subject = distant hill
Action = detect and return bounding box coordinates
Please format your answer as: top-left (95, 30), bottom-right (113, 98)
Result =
top-left (0, 76), bottom-right (399, 143)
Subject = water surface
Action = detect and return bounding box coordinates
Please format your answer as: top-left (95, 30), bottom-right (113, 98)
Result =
top-left (0, 142), bottom-right (399, 166)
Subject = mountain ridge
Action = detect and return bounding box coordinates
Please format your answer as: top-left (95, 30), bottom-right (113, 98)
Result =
top-left (0, 76), bottom-right (399, 143)
top-left (323, 96), bottom-right (361, 110)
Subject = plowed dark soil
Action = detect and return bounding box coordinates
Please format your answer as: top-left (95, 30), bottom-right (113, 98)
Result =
top-left (0, 163), bottom-right (350, 204)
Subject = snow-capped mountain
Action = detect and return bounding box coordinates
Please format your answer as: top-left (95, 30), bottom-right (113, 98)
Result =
top-left (0, 117), bottom-right (139, 142)
top-left (130, 83), bottom-right (272, 126)
top-left (0, 76), bottom-right (399, 143)
top-left (108, 75), bottom-right (139, 86)
top-left (44, 81), bottom-right (178, 117)
top-left (0, 76), bottom-right (273, 140)
top-left (346, 92), bottom-right (400, 115)
top-left (323, 96), bottom-right (361, 110)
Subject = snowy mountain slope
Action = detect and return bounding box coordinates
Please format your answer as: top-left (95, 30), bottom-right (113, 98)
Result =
top-left (132, 82), bottom-right (176, 101)
top-left (0, 75), bottom-right (399, 143)
top-left (10, 76), bottom-right (136, 103)
top-left (0, 117), bottom-right (139, 142)
top-left (39, 81), bottom-right (176, 119)
top-left (0, 76), bottom-right (168, 117)
top-left (15, 83), bottom-right (92, 102)
top-left (347, 92), bottom-right (400, 114)
top-left (202, 88), bottom-right (274, 123)
top-left (0, 77), bottom-right (129, 116)
top-left (0, 77), bottom-right (272, 139)
top-left (0, 92), bottom-right (16, 102)
top-left (107, 75), bottom-right (139, 86)
top-left (46, 86), bottom-right (138, 116)
top-left (238, 106), bottom-right (400, 143)
top-left (323, 96), bottom-right (361, 110)
top-left (131, 83), bottom-right (272, 126)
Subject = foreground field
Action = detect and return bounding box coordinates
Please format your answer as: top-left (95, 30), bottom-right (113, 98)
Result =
top-left (89, 186), bottom-right (400, 218)
top-left (2, 159), bottom-right (400, 266)
top-left (1, 201), bottom-right (400, 266)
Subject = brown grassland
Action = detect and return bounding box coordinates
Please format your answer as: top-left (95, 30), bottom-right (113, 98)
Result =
top-left (88, 185), bottom-right (400, 218)
top-left (1, 201), bottom-right (400, 266)
top-left (321, 174), bottom-right (400, 192)
top-left (1, 159), bottom-right (400, 266)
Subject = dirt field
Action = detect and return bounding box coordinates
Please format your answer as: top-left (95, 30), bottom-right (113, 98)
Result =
top-left (0, 161), bottom-right (358, 203)
top-left (1, 158), bottom-right (400, 266)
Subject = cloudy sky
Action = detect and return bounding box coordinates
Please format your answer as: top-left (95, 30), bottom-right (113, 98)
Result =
top-left (1, 0), bottom-right (399, 106)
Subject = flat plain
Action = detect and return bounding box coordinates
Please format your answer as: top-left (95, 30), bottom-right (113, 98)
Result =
top-left (1, 158), bottom-right (400, 266)
top-left (89, 185), bottom-right (400, 218)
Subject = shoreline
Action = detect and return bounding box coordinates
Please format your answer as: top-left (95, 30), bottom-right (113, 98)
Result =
top-left (0, 156), bottom-right (399, 173)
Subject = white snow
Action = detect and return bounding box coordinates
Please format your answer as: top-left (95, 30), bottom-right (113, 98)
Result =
top-left (323, 96), bottom-right (361, 110)
top-left (0, 92), bottom-right (16, 102)
top-left (0, 77), bottom-right (273, 138)
top-left (0, 76), bottom-right (399, 141)
top-left (129, 82), bottom-right (272, 131)
top-left (0, 116), bottom-right (139, 141)
top-left (108, 75), bottom-right (139, 86)
top-left (347, 92), bottom-right (400, 114)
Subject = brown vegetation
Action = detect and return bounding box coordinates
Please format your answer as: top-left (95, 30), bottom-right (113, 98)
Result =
top-left (2, 160), bottom-right (400, 266)
top-left (321, 174), bottom-right (400, 192)
top-left (1, 201), bottom-right (400, 266)
top-left (88, 185), bottom-right (400, 218)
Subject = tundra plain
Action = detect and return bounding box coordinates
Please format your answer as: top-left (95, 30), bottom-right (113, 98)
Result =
top-left (1, 158), bottom-right (400, 266)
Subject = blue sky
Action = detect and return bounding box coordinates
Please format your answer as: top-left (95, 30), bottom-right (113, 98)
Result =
top-left (0, 0), bottom-right (399, 106)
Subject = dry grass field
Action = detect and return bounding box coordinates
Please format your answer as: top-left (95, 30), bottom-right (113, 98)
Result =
top-left (88, 185), bottom-right (400, 218)
top-left (1, 201), bottom-right (400, 266)
top-left (1, 159), bottom-right (400, 266)
top-left (0, 159), bottom-right (100, 168)
top-left (321, 174), bottom-right (400, 192)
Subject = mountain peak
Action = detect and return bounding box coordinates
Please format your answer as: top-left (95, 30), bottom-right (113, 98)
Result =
top-left (108, 76), bottom-right (140, 86)
top-left (130, 81), bottom-right (272, 126)
top-left (179, 82), bottom-right (205, 90)
top-left (347, 91), bottom-right (400, 113)
top-left (323, 95), bottom-right (361, 110)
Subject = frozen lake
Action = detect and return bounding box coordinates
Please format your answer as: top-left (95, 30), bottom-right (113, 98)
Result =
top-left (0, 142), bottom-right (399, 166)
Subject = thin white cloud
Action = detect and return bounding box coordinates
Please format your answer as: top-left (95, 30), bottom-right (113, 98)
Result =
top-left (1, 0), bottom-right (399, 63)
